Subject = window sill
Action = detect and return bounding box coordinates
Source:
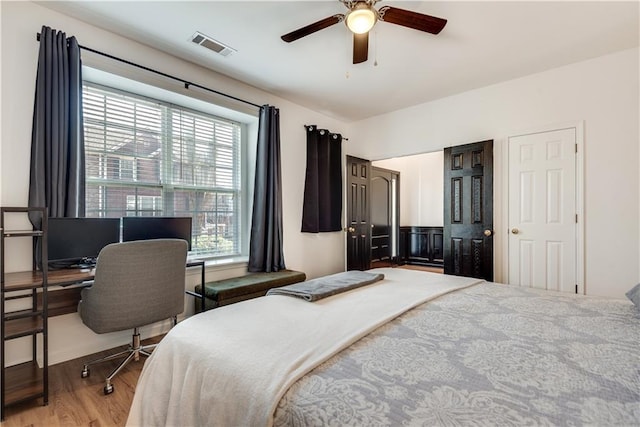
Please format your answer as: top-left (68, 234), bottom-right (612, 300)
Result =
top-left (186, 256), bottom-right (248, 276)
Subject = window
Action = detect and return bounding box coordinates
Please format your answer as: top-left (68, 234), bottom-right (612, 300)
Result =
top-left (83, 82), bottom-right (242, 258)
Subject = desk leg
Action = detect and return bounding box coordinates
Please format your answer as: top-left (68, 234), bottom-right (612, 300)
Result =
top-left (186, 261), bottom-right (206, 313)
top-left (200, 263), bottom-right (205, 313)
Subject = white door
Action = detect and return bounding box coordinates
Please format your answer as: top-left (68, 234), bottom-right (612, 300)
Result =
top-left (508, 128), bottom-right (577, 292)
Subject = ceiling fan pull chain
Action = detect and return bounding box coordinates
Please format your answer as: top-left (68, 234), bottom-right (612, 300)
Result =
top-left (374, 29), bottom-right (378, 67)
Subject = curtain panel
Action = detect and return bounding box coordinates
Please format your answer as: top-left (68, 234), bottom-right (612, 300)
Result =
top-left (301, 125), bottom-right (342, 233)
top-left (248, 105), bottom-right (286, 272)
top-left (29, 25), bottom-right (85, 227)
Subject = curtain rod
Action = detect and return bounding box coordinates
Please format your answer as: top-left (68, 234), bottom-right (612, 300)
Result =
top-left (304, 125), bottom-right (349, 141)
top-left (36, 32), bottom-right (262, 109)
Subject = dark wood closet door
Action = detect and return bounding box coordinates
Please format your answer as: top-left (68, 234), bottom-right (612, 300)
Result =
top-left (443, 140), bottom-right (494, 281)
top-left (346, 156), bottom-right (371, 271)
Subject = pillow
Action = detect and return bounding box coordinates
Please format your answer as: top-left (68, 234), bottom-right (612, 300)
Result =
top-left (625, 283), bottom-right (640, 308)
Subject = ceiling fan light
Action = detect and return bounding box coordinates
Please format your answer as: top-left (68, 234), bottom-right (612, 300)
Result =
top-left (346, 6), bottom-right (377, 34)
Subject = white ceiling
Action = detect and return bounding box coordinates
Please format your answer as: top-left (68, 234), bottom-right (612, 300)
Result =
top-left (40, 1), bottom-right (639, 122)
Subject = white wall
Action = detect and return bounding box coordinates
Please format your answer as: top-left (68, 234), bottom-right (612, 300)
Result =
top-left (0, 1), bottom-right (350, 365)
top-left (349, 47), bottom-right (640, 299)
top-left (374, 151), bottom-right (444, 227)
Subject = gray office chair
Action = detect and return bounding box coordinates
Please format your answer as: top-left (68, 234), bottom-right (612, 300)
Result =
top-left (78, 239), bottom-right (188, 395)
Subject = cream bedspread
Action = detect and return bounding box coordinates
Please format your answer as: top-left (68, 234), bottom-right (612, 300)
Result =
top-left (126, 268), bottom-right (482, 427)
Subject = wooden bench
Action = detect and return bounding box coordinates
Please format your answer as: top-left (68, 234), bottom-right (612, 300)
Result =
top-left (193, 269), bottom-right (306, 311)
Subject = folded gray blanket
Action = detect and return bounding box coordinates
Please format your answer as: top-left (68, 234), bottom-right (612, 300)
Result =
top-left (266, 270), bottom-right (385, 302)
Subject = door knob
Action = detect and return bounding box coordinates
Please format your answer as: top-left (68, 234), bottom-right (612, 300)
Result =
top-left (345, 226), bottom-right (355, 233)
top-left (511, 228), bottom-right (520, 234)
top-left (483, 229), bottom-right (493, 237)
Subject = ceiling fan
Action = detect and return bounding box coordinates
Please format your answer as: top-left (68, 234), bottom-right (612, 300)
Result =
top-left (281, 0), bottom-right (447, 64)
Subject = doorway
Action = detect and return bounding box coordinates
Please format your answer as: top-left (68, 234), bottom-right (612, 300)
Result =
top-left (372, 151), bottom-right (444, 272)
top-left (372, 142), bottom-right (494, 281)
top-left (345, 157), bottom-right (401, 271)
top-left (372, 141), bottom-right (495, 281)
top-left (370, 166), bottom-right (400, 268)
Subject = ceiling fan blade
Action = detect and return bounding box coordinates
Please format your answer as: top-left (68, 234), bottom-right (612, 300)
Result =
top-left (281, 14), bottom-right (345, 43)
top-left (353, 32), bottom-right (369, 64)
top-left (378, 6), bottom-right (447, 34)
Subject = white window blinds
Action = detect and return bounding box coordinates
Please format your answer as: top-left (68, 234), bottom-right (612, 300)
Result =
top-left (83, 82), bottom-right (242, 258)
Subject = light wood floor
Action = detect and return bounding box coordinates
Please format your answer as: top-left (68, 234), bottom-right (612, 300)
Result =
top-left (2, 336), bottom-right (161, 427)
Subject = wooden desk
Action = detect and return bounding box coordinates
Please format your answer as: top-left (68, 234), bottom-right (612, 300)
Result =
top-left (7, 261), bottom-right (205, 318)
top-left (4, 268), bottom-right (93, 291)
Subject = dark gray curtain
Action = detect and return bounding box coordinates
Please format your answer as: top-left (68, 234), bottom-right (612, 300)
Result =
top-left (301, 125), bottom-right (342, 232)
top-left (29, 25), bottom-right (85, 228)
top-left (248, 105), bottom-right (285, 272)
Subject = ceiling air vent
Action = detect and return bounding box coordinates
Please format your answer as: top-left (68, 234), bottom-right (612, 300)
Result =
top-left (190, 32), bottom-right (236, 57)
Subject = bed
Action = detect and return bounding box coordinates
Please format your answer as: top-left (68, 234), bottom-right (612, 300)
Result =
top-left (126, 268), bottom-right (640, 426)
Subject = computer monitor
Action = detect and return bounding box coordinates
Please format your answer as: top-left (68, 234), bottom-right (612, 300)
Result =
top-left (121, 216), bottom-right (192, 250)
top-left (48, 217), bottom-right (121, 268)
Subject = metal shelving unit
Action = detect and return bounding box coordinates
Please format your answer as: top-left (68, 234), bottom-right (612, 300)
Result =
top-left (1, 207), bottom-right (48, 420)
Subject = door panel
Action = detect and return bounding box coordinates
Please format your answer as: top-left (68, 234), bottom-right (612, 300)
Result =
top-left (346, 156), bottom-right (371, 271)
top-left (508, 128), bottom-right (576, 292)
top-left (444, 140), bottom-right (494, 281)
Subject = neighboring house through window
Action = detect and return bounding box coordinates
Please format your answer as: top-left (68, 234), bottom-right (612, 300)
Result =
top-left (82, 81), bottom-right (245, 258)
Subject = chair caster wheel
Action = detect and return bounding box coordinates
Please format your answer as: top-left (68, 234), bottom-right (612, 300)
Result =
top-left (104, 384), bottom-right (114, 395)
top-left (81, 368), bottom-right (90, 378)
